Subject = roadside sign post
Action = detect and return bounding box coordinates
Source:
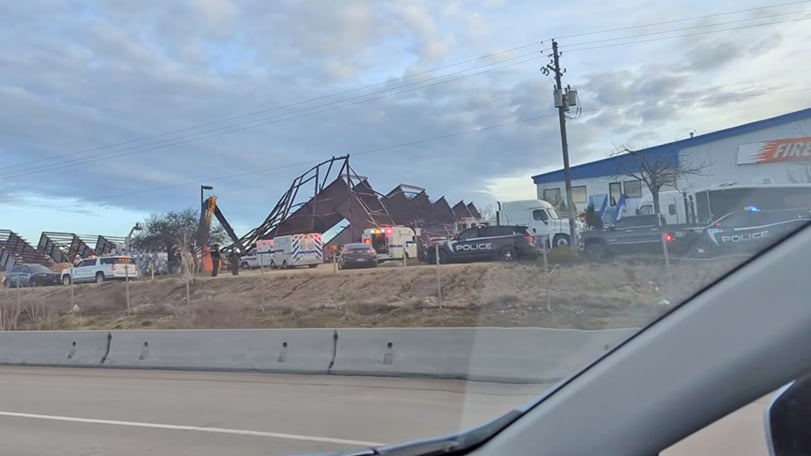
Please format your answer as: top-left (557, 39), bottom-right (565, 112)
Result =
top-left (16, 281), bottom-right (21, 315)
top-left (260, 263), bottom-right (267, 310)
top-left (434, 243), bottom-right (442, 307)
top-left (541, 234), bottom-right (549, 274)
top-left (125, 265), bottom-right (131, 314)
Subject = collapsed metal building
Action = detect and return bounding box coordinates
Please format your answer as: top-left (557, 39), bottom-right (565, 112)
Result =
top-left (1, 155), bottom-right (481, 270)
top-left (229, 155), bottom-right (480, 252)
top-left (38, 232), bottom-right (98, 264)
top-left (0, 230), bottom-right (132, 271)
top-left (0, 230), bottom-right (53, 271)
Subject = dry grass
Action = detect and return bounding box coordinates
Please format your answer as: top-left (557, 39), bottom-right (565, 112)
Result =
top-left (0, 257), bottom-right (744, 331)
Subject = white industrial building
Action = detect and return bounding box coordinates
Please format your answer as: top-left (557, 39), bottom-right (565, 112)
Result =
top-left (532, 108), bottom-right (811, 220)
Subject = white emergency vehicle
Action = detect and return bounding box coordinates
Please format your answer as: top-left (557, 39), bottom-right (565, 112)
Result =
top-left (61, 256), bottom-right (139, 285)
top-left (240, 239), bottom-right (274, 269)
top-left (271, 233), bottom-right (323, 269)
top-left (497, 199), bottom-right (583, 248)
top-left (638, 184), bottom-right (811, 225)
top-left (361, 226), bottom-right (418, 263)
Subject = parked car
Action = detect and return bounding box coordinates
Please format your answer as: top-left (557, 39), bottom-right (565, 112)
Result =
top-left (423, 225), bottom-right (537, 264)
top-left (579, 215), bottom-right (676, 260)
top-left (2, 264), bottom-right (61, 288)
top-left (61, 256), bottom-right (139, 285)
top-left (338, 243), bottom-right (378, 269)
top-left (580, 214), bottom-right (697, 260)
top-left (692, 208), bottom-right (811, 257)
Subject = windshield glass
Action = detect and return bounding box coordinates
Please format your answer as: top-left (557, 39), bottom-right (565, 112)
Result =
top-left (28, 265), bottom-right (52, 274)
top-left (547, 208), bottom-right (559, 219)
top-left (0, 1), bottom-right (808, 455)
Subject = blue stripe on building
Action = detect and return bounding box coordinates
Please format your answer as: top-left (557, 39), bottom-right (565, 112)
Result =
top-left (531, 107), bottom-right (811, 184)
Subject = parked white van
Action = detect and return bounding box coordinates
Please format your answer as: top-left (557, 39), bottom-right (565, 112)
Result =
top-left (638, 191), bottom-right (687, 225)
top-left (271, 233), bottom-right (323, 269)
top-left (497, 199), bottom-right (583, 248)
top-left (61, 256), bottom-right (139, 285)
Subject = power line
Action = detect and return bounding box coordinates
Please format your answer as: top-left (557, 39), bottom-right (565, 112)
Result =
top-left (1, 42), bottom-right (544, 173)
top-left (3, 1), bottom-right (805, 172)
top-left (564, 8), bottom-right (809, 48)
top-left (7, 2), bottom-right (803, 181)
top-left (566, 14), bottom-right (811, 53)
top-left (91, 113), bottom-right (558, 202)
top-left (0, 55), bottom-right (543, 180)
top-left (60, 87), bottom-right (811, 203)
top-left (555, 0), bottom-right (810, 39)
top-left (1, 89), bottom-right (808, 222)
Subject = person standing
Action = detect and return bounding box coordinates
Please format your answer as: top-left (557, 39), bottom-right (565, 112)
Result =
top-left (229, 251), bottom-right (240, 276)
top-left (210, 247), bottom-right (221, 277)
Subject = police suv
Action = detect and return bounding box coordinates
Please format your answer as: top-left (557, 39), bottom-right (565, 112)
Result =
top-left (693, 208), bottom-right (811, 256)
top-left (423, 225), bottom-right (537, 264)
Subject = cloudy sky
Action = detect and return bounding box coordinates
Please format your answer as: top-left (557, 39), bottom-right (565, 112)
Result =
top-left (1, 0), bottom-right (810, 241)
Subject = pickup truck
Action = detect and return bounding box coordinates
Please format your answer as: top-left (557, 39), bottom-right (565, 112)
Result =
top-left (579, 215), bottom-right (697, 260)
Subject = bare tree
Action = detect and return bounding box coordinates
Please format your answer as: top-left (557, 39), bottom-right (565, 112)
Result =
top-left (133, 208), bottom-right (226, 274)
top-left (479, 205), bottom-right (496, 223)
top-left (174, 221), bottom-right (199, 306)
top-left (613, 147), bottom-right (711, 217)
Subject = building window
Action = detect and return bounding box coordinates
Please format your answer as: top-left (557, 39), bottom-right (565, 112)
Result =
top-left (623, 180), bottom-right (643, 198)
top-left (542, 188), bottom-right (562, 206)
top-left (609, 182), bottom-right (622, 206)
top-left (571, 185), bottom-right (587, 205)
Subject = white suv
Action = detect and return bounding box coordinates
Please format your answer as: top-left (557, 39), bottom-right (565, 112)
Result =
top-left (61, 256), bottom-right (139, 285)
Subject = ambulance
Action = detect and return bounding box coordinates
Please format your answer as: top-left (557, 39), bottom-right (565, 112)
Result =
top-left (239, 239), bottom-right (275, 269)
top-left (271, 233), bottom-right (323, 269)
top-left (361, 226), bottom-right (418, 263)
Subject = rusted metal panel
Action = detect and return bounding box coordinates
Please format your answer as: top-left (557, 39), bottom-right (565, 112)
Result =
top-left (0, 230), bottom-right (53, 271)
top-left (95, 235), bottom-right (126, 255)
top-left (453, 201), bottom-right (473, 219)
top-left (38, 232), bottom-right (96, 263)
top-left (431, 197), bottom-right (457, 224)
top-left (467, 202), bottom-right (482, 219)
top-left (234, 155), bottom-right (481, 250)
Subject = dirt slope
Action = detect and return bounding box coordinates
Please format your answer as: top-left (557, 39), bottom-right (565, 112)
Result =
top-left (0, 258), bottom-right (742, 331)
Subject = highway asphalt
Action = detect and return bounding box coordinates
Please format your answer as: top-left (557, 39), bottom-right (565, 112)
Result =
top-left (0, 366), bottom-right (771, 455)
top-left (0, 366), bottom-right (544, 455)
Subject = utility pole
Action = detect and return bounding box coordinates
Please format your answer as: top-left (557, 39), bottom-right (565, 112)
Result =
top-left (543, 40), bottom-right (579, 255)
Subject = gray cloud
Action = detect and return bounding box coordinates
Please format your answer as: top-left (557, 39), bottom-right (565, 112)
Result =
top-left (0, 0), bottom-right (806, 232)
top-left (683, 40), bottom-right (744, 71)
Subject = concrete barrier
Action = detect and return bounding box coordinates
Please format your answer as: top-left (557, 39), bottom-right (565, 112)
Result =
top-left (0, 331), bottom-right (110, 367)
top-left (0, 327), bottom-right (641, 382)
top-left (104, 329), bottom-right (336, 374)
top-left (330, 327), bottom-right (639, 383)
